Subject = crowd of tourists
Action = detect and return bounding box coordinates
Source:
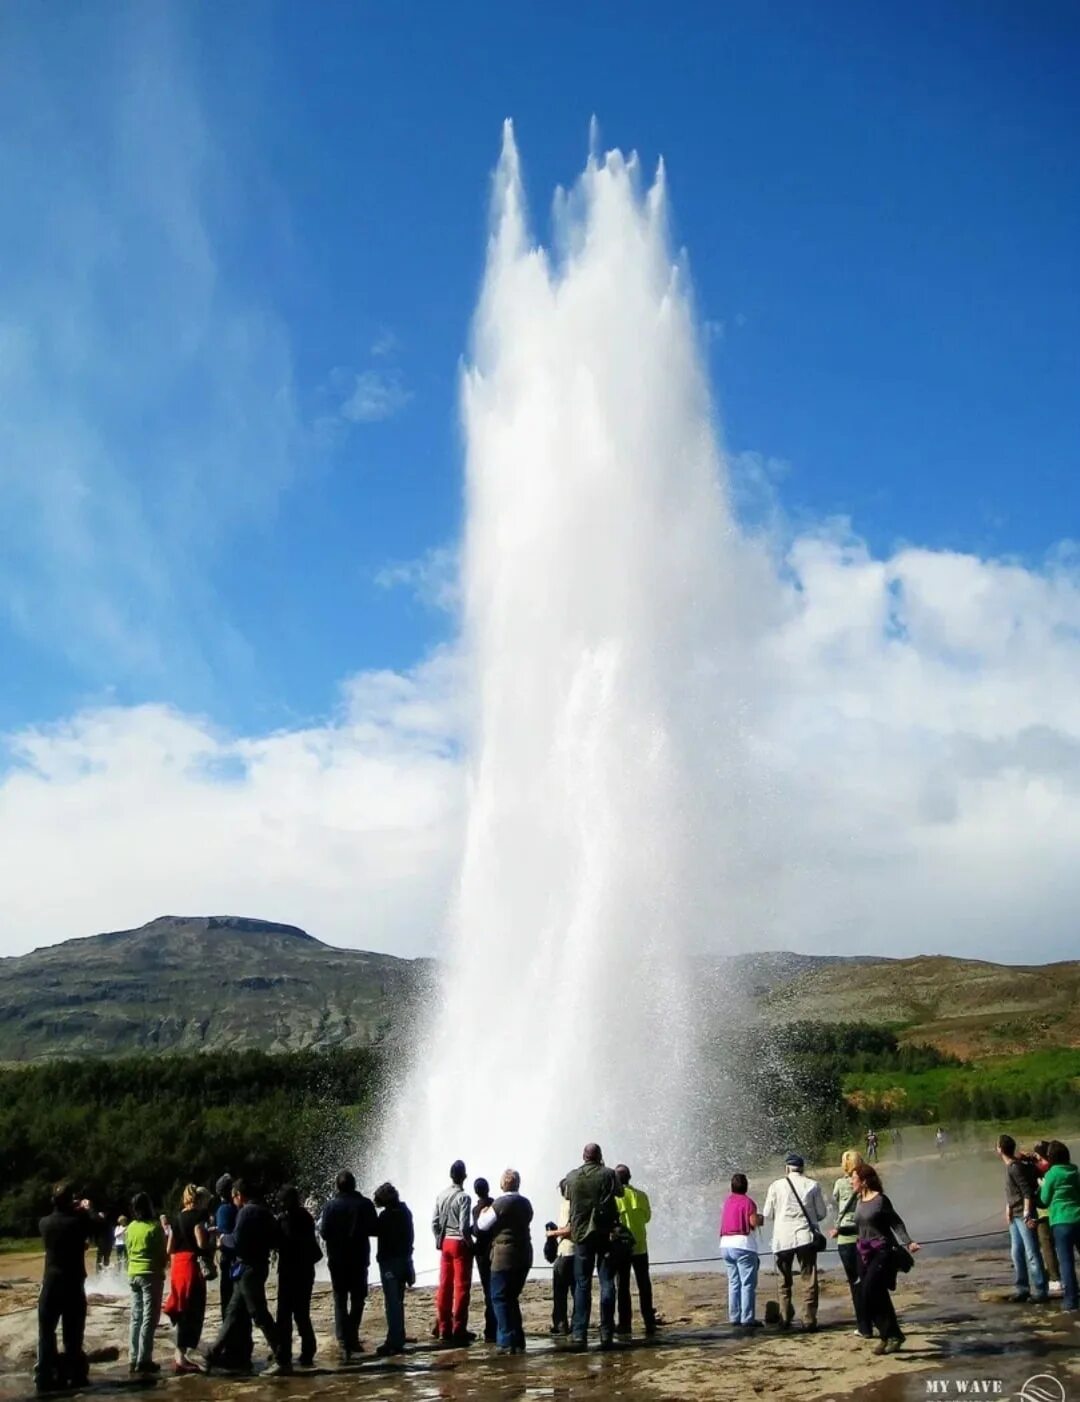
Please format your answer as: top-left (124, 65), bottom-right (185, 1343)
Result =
top-left (32, 1134), bottom-right (1080, 1392)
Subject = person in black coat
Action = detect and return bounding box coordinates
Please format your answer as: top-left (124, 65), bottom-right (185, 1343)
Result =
top-left (276, 1186), bottom-right (322, 1368)
top-left (373, 1182), bottom-right (415, 1356)
top-left (318, 1170), bottom-right (378, 1360)
top-left (35, 1182), bottom-right (100, 1394)
top-left (471, 1178), bottom-right (497, 1343)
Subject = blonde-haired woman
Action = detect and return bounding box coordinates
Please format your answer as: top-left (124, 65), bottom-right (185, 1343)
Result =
top-left (162, 1185), bottom-right (211, 1374)
top-left (830, 1151), bottom-right (869, 1337)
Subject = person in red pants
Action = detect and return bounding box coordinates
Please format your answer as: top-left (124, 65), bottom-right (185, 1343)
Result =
top-left (431, 1161), bottom-right (474, 1346)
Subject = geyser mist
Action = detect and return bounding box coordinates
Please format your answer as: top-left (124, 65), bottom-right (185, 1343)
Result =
top-left (373, 123), bottom-right (752, 1266)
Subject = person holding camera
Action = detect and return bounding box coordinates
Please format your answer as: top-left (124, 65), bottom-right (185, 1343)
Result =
top-left (35, 1182), bottom-right (100, 1394)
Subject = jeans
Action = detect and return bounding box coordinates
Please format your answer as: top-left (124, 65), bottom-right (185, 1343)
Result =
top-left (774, 1245), bottom-right (818, 1326)
top-left (572, 1234), bottom-right (616, 1342)
top-left (129, 1274), bottom-right (164, 1368)
top-left (475, 1249), bottom-right (497, 1341)
top-left (36, 1273), bottom-right (87, 1389)
top-left (551, 1254), bottom-right (575, 1331)
top-left (1009, 1215), bottom-right (1047, 1297)
top-left (219, 1253), bottom-right (235, 1320)
top-left (1051, 1221), bottom-right (1080, 1310)
top-left (435, 1238), bottom-right (473, 1338)
top-left (327, 1257), bottom-right (369, 1351)
top-left (379, 1256), bottom-right (410, 1350)
top-left (210, 1265), bottom-right (281, 1366)
top-left (617, 1253), bottom-right (656, 1333)
top-left (720, 1247), bottom-right (759, 1324)
top-left (490, 1265), bottom-right (529, 1349)
top-left (276, 1267), bottom-right (316, 1364)
top-left (837, 1240), bottom-right (869, 1333)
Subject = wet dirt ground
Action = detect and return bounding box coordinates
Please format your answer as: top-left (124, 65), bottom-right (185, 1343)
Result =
top-left (1, 1246), bottom-right (1077, 1402)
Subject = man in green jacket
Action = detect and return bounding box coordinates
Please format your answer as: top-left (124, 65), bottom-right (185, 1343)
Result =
top-left (561, 1143), bottom-right (621, 1348)
top-left (614, 1165), bottom-right (656, 1337)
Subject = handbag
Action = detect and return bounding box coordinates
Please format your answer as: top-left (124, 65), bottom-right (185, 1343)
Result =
top-left (786, 1179), bottom-right (828, 1254)
top-left (890, 1241), bottom-right (915, 1273)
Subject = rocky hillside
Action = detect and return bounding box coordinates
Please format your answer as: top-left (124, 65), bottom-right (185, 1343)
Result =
top-left (0, 917), bottom-right (1075, 1061)
top-left (0, 916), bottom-right (432, 1060)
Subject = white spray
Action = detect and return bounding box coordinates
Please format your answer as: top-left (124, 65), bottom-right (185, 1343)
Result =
top-left (374, 123), bottom-right (750, 1268)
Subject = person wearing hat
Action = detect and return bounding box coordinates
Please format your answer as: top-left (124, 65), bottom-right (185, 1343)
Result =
top-left (762, 1153), bottom-right (828, 1332)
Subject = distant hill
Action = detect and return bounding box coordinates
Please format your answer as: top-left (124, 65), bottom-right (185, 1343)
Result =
top-left (0, 916), bottom-right (1075, 1062)
top-left (0, 916), bottom-right (432, 1060)
top-left (752, 952), bottom-right (1080, 1058)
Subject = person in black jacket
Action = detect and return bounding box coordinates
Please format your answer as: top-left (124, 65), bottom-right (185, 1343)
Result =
top-left (373, 1182), bottom-right (415, 1356)
top-left (471, 1178), bottom-right (497, 1343)
top-left (207, 1180), bottom-right (287, 1375)
top-left (276, 1186), bottom-right (322, 1368)
top-left (318, 1170), bottom-right (378, 1361)
top-left (35, 1182), bottom-right (99, 1394)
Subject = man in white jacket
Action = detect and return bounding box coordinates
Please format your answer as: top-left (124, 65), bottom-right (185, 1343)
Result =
top-left (762, 1153), bottom-right (828, 1331)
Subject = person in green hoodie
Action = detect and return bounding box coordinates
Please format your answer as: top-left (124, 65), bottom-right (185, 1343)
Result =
top-left (125, 1193), bottom-right (167, 1376)
top-left (613, 1165), bottom-right (656, 1337)
top-left (1040, 1141), bottom-right (1080, 1312)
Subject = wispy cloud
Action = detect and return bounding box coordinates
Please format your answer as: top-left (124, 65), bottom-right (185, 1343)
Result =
top-left (375, 545), bottom-right (459, 612)
top-left (0, 6), bottom-right (300, 695)
top-left (340, 368), bottom-right (413, 423)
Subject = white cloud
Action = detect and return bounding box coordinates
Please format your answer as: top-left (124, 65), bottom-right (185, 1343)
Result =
top-left (3, 532), bottom-right (1079, 963)
top-left (340, 369), bottom-right (413, 424)
top-left (0, 654), bottom-right (463, 958)
top-left (375, 545), bottom-right (460, 612)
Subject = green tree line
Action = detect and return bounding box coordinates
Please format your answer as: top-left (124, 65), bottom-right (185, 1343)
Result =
top-left (0, 1048), bottom-right (382, 1237)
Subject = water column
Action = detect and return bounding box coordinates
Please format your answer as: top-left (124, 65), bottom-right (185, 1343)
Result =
top-left (375, 123), bottom-right (748, 1267)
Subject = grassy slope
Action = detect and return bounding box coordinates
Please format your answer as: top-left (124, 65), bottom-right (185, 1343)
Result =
top-left (761, 955), bottom-right (1080, 1058)
top-left (844, 1046), bottom-right (1080, 1122)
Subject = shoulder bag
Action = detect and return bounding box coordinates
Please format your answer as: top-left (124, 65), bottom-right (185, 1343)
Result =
top-left (787, 1179), bottom-right (828, 1254)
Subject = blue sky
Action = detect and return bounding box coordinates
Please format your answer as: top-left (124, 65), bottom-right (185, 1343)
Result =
top-left (2, 0), bottom-right (1076, 736)
top-left (3, 2), bottom-right (1080, 961)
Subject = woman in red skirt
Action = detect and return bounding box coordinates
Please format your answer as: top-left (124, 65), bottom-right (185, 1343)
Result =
top-left (163, 1185), bottom-right (211, 1374)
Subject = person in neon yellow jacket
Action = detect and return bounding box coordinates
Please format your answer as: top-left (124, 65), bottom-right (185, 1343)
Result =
top-left (614, 1165), bottom-right (657, 1337)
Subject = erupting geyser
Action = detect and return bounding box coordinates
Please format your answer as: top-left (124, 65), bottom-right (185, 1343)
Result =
top-left (374, 122), bottom-right (750, 1266)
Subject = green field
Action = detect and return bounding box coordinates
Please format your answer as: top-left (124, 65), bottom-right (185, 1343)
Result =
top-left (844, 1046), bottom-right (1080, 1125)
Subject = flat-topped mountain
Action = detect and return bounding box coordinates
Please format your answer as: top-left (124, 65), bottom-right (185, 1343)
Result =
top-left (0, 915), bottom-right (432, 1060)
top-left (0, 917), bottom-right (1076, 1061)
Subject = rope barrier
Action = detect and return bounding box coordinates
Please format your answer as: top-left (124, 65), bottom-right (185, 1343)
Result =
top-left (399, 1223), bottom-right (1011, 1283)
